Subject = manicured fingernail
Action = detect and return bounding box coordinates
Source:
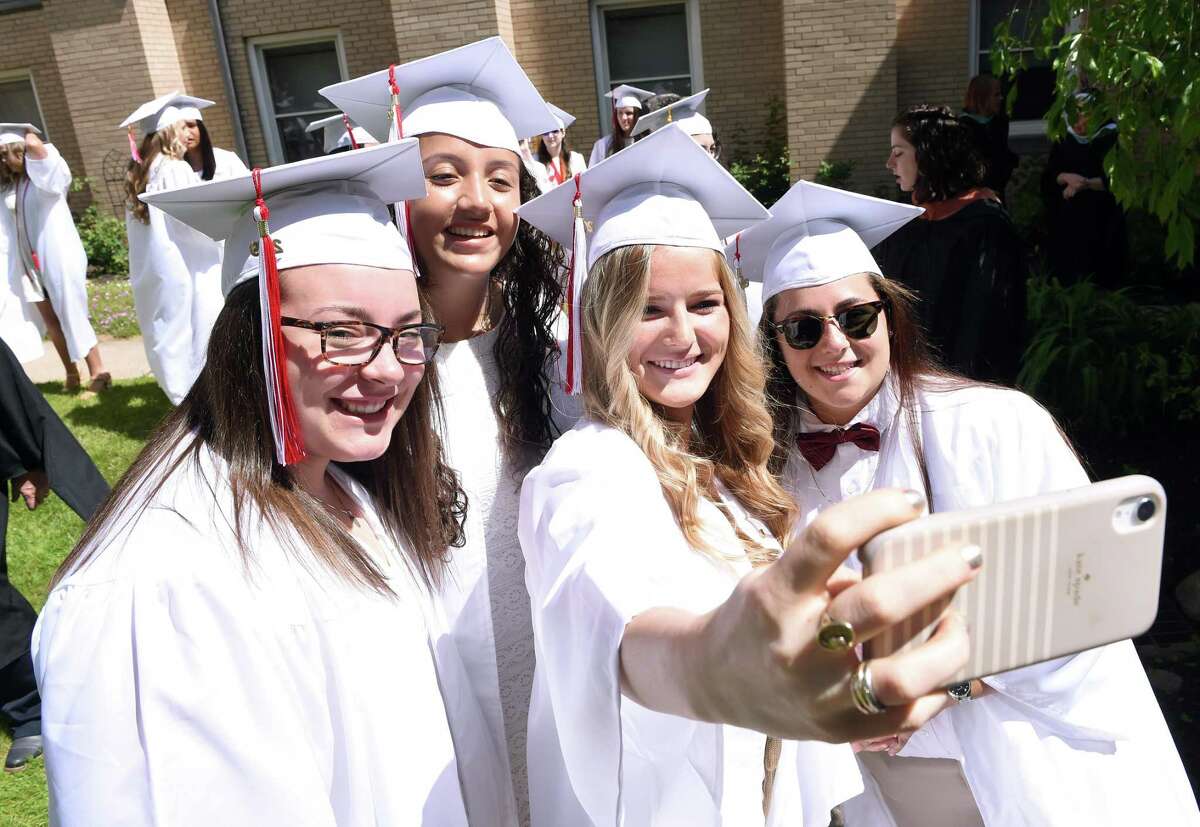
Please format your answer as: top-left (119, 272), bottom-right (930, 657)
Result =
top-left (904, 489), bottom-right (925, 511)
top-left (960, 544), bottom-right (983, 569)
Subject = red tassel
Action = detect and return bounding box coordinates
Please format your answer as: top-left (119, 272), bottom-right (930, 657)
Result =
top-left (386, 64), bottom-right (418, 273)
top-left (252, 168), bottom-right (306, 466)
top-left (734, 232), bottom-right (746, 287)
top-left (127, 126), bottom-right (142, 163)
top-left (341, 113), bottom-right (360, 150)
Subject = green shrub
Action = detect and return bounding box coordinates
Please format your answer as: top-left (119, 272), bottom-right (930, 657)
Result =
top-left (1019, 275), bottom-right (1200, 435)
top-left (77, 205), bottom-right (129, 277)
top-left (814, 160), bottom-right (856, 190)
top-left (728, 97), bottom-right (791, 205)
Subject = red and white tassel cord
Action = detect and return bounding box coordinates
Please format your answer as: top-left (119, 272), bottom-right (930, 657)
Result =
top-left (251, 168), bottom-right (306, 466)
top-left (565, 173), bottom-right (586, 395)
top-left (387, 64), bottom-right (419, 274)
top-left (341, 113), bottom-right (360, 150)
top-left (127, 126), bottom-right (142, 163)
top-left (734, 232), bottom-right (746, 287)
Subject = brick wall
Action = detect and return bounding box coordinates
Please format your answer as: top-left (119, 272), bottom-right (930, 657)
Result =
top-left (895, 0), bottom-right (971, 112)
top-left (387, 1), bottom-right (503, 64)
top-left (165, 0), bottom-right (237, 153)
top-left (781, 0), bottom-right (898, 194)
top-left (216, 0), bottom-right (398, 166)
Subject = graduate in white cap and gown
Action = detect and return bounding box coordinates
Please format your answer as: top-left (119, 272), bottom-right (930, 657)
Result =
top-left (305, 113), bottom-right (378, 155)
top-left (121, 93), bottom-right (249, 403)
top-left (632, 88), bottom-right (720, 159)
top-left (0, 124), bottom-right (108, 391)
top-left (531, 103), bottom-right (586, 194)
top-left (322, 38), bottom-right (579, 826)
top-left (516, 124), bottom-right (998, 826)
top-left (588, 83), bottom-right (654, 166)
top-left (33, 142), bottom-right (491, 826)
top-left (0, 132), bottom-right (43, 364)
top-left (735, 180), bottom-right (1199, 826)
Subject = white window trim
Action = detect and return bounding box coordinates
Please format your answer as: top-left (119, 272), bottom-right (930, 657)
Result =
top-left (0, 68), bottom-right (47, 139)
top-left (247, 29), bottom-right (349, 165)
top-left (589, 0), bottom-right (704, 138)
top-left (968, 0), bottom-right (1046, 137)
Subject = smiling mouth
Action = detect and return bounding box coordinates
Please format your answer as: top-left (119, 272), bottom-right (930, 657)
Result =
top-left (333, 397), bottom-right (393, 416)
top-left (650, 356), bottom-right (699, 371)
top-left (445, 226), bottom-right (493, 239)
top-left (816, 360), bottom-right (862, 376)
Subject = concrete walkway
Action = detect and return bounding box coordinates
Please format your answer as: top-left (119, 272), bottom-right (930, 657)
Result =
top-left (22, 335), bottom-right (152, 385)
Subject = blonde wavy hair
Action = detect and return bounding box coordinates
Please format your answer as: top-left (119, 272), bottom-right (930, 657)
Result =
top-left (581, 244), bottom-right (795, 562)
top-left (125, 123), bottom-right (187, 224)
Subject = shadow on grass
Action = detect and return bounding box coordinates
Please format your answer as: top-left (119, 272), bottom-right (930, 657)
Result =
top-left (41, 380), bottom-right (172, 441)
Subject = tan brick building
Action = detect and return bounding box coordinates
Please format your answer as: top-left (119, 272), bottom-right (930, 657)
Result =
top-left (0, 0), bottom-right (1049, 212)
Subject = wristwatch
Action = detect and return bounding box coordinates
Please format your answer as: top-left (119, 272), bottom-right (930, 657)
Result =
top-left (947, 681), bottom-right (973, 703)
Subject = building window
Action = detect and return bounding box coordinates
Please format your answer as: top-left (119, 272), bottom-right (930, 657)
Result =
top-left (590, 0), bottom-right (703, 134)
top-left (972, 0), bottom-right (1054, 136)
top-left (0, 1), bottom-right (42, 13)
top-left (248, 32), bottom-right (348, 164)
top-left (0, 72), bottom-right (46, 136)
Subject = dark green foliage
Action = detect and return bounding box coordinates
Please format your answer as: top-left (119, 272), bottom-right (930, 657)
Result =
top-left (77, 204), bottom-right (129, 277)
top-left (728, 97), bottom-right (791, 205)
top-left (814, 160), bottom-right (856, 190)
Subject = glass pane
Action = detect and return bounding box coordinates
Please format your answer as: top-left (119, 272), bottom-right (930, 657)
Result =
top-left (0, 77), bottom-right (45, 134)
top-left (262, 41), bottom-right (343, 115)
top-left (274, 113), bottom-right (335, 163)
top-left (977, 0), bottom-right (1050, 51)
top-left (605, 4), bottom-right (690, 90)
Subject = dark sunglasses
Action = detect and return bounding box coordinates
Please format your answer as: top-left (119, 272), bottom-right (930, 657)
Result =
top-left (767, 301), bottom-right (886, 350)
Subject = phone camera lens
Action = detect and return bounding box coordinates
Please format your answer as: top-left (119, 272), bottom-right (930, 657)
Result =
top-left (1135, 497), bottom-right (1156, 523)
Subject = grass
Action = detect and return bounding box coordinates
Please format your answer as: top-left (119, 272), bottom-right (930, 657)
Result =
top-left (86, 276), bottom-right (139, 339)
top-left (0, 376), bottom-right (170, 826)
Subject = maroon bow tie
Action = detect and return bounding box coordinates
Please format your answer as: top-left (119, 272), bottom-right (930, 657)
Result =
top-left (796, 423), bottom-right (881, 470)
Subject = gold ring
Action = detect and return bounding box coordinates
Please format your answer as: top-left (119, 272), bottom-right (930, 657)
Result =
top-left (850, 660), bottom-right (887, 715)
top-left (817, 612), bottom-right (856, 651)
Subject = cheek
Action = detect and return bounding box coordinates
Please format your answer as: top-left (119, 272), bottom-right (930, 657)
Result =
top-left (493, 192), bottom-right (521, 243)
top-left (780, 341), bottom-right (813, 388)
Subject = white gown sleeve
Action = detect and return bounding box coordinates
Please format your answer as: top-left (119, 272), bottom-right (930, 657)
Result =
top-left (24, 144), bottom-right (72, 197)
top-left (33, 512), bottom-right (339, 827)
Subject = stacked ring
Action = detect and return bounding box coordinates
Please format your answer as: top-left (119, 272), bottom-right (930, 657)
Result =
top-left (850, 660), bottom-right (887, 715)
top-left (817, 613), bottom-right (856, 651)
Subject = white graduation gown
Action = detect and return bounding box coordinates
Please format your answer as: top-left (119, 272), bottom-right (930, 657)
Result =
top-left (588, 135), bottom-right (615, 167)
top-left (784, 378), bottom-right (1199, 826)
top-left (13, 144), bottom-right (96, 361)
top-left (519, 420), bottom-right (863, 826)
top-left (0, 187), bottom-right (43, 362)
top-left (534, 151), bottom-right (587, 194)
top-left (32, 445), bottom-right (472, 826)
top-left (431, 327), bottom-right (580, 826)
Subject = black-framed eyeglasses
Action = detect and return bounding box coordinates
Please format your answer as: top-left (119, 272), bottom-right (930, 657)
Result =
top-left (280, 317), bottom-right (444, 366)
top-left (767, 301), bottom-right (886, 350)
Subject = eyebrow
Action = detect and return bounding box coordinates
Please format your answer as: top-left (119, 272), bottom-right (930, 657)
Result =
top-left (312, 306), bottom-right (424, 326)
top-left (791, 296), bottom-right (875, 317)
top-left (645, 288), bottom-right (724, 303)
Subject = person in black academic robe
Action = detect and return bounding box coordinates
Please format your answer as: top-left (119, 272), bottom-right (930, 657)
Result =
top-left (960, 75), bottom-right (1019, 201)
top-left (873, 199), bottom-right (1027, 385)
top-left (0, 337), bottom-right (108, 770)
top-left (1041, 119), bottom-right (1125, 289)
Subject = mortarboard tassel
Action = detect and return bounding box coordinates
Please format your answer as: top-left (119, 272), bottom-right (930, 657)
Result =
top-left (734, 232), bottom-right (748, 288)
top-left (251, 168), bottom-right (306, 466)
top-left (565, 173), bottom-right (586, 395)
top-left (387, 65), bottom-right (419, 275)
top-left (341, 113), bottom-right (360, 150)
top-left (127, 126), bottom-right (142, 163)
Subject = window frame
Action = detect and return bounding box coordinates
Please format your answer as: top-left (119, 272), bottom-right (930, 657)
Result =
top-left (247, 29), bottom-right (349, 165)
top-left (968, 0), bottom-right (1048, 138)
top-left (589, 0), bottom-right (704, 137)
top-left (0, 68), bottom-right (48, 139)
top-left (0, 1), bottom-right (42, 14)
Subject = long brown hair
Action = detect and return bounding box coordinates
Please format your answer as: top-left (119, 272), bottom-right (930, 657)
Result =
top-left (56, 277), bottom-right (467, 592)
top-left (0, 142), bottom-right (25, 189)
top-left (761, 275), bottom-right (948, 507)
top-left (963, 74), bottom-right (1001, 117)
top-left (583, 245), bottom-right (795, 558)
top-left (125, 124), bottom-right (187, 224)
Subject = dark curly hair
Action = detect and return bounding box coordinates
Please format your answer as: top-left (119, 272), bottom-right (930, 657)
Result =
top-left (490, 165), bottom-right (568, 463)
top-left (893, 105), bottom-right (986, 203)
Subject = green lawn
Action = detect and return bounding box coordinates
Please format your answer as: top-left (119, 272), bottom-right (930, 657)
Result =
top-left (0, 376), bottom-right (170, 826)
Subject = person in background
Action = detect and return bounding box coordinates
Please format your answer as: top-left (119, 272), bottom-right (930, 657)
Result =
top-left (589, 84), bottom-right (653, 166)
top-left (1040, 89), bottom-right (1125, 289)
top-left (534, 103), bottom-right (586, 193)
top-left (960, 74), bottom-right (1018, 201)
top-left (739, 179), bottom-right (1199, 827)
top-left (304, 113), bottom-right (377, 155)
top-left (0, 156), bottom-right (43, 365)
top-left (633, 89), bottom-right (722, 161)
top-left (177, 106), bottom-right (248, 183)
top-left (0, 125), bottom-right (108, 394)
top-left (875, 105), bottom-right (1025, 385)
top-left (0, 337), bottom-right (108, 772)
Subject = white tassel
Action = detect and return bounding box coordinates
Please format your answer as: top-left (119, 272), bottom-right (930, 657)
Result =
top-left (565, 179), bottom-right (587, 395)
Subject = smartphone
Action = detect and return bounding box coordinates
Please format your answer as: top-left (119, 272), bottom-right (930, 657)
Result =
top-left (860, 475), bottom-right (1165, 683)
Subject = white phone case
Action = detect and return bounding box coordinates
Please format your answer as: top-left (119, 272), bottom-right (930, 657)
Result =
top-left (860, 475), bottom-right (1165, 683)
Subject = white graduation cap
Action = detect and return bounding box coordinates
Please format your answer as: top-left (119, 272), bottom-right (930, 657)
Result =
top-left (319, 37), bottom-right (558, 154)
top-left (518, 123), bottom-right (768, 393)
top-left (141, 140), bottom-right (427, 466)
top-left (606, 84), bottom-right (654, 111)
top-left (305, 113), bottom-right (377, 154)
top-left (632, 89), bottom-right (712, 137)
top-left (0, 123), bottom-right (40, 146)
top-left (120, 91), bottom-right (214, 135)
top-left (727, 180), bottom-right (923, 306)
top-left (544, 102), bottom-right (576, 133)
